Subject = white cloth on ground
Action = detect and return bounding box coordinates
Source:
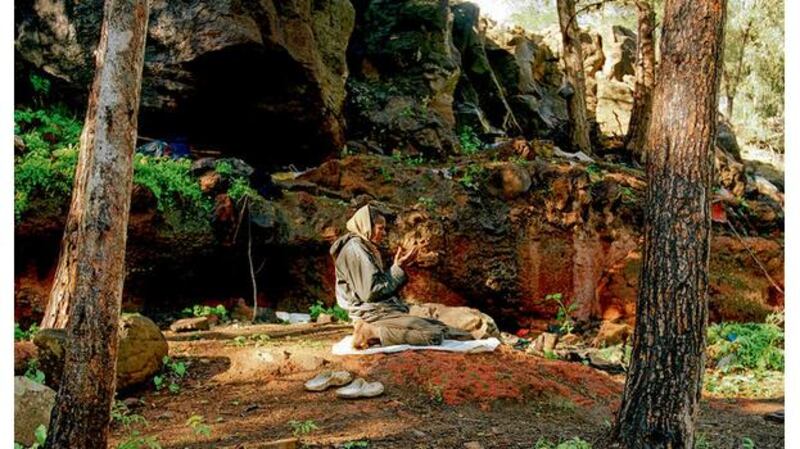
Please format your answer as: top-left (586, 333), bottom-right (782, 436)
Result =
top-left (332, 335), bottom-right (501, 355)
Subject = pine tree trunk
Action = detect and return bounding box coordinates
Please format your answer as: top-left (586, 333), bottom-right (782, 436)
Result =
top-left (610, 0), bottom-right (726, 448)
top-left (556, 0), bottom-right (592, 154)
top-left (43, 1), bottom-right (149, 448)
top-left (624, 0), bottom-right (656, 161)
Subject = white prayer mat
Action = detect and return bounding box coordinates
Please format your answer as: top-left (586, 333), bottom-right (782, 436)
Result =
top-left (332, 335), bottom-right (501, 355)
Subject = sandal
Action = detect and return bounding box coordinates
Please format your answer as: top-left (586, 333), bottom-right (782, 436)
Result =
top-left (304, 370), bottom-right (353, 392)
top-left (335, 377), bottom-right (384, 399)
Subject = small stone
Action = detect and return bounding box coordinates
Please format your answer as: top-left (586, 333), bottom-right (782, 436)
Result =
top-left (282, 351), bottom-right (326, 372)
top-left (156, 411), bottom-right (175, 420)
top-left (591, 321), bottom-right (631, 348)
top-left (411, 429), bottom-right (428, 439)
top-left (199, 171), bottom-right (222, 194)
top-left (532, 332), bottom-right (559, 353)
top-left (122, 397), bottom-right (141, 409)
top-left (170, 316), bottom-right (211, 332)
top-left (464, 442), bottom-right (484, 449)
top-left (259, 438), bottom-right (298, 449)
top-left (316, 313), bottom-right (334, 324)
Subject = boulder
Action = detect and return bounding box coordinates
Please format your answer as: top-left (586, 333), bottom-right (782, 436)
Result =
top-left (716, 119), bottom-right (743, 161)
top-left (316, 313), bottom-right (335, 324)
top-left (170, 316), bottom-right (211, 332)
top-left (116, 314), bottom-right (169, 390)
top-left (715, 148), bottom-right (746, 198)
top-left (33, 315), bottom-right (167, 390)
top-left (14, 376), bottom-right (56, 447)
top-left (16, 0), bottom-right (355, 167)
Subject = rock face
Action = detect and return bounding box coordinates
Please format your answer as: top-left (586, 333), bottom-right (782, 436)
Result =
top-left (33, 314), bottom-right (167, 390)
top-left (14, 376), bottom-right (56, 447)
top-left (346, 0), bottom-right (461, 157)
top-left (15, 0), bottom-right (355, 167)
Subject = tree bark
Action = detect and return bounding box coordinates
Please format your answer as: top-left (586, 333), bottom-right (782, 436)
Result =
top-left (43, 1), bottom-right (149, 448)
top-left (624, 0), bottom-right (656, 161)
top-left (557, 0), bottom-right (593, 154)
top-left (610, 0), bottom-right (726, 448)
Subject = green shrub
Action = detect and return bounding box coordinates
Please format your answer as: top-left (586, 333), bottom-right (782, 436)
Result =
top-left (458, 125), bottom-right (482, 155)
top-left (15, 322), bottom-right (40, 341)
top-left (288, 419), bottom-right (318, 436)
top-left (24, 358), bottom-right (46, 385)
top-left (544, 293), bottom-right (577, 335)
top-left (14, 107), bottom-right (212, 227)
top-left (457, 163), bottom-right (486, 190)
top-left (154, 356), bottom-right (187, 394)
top-left (227, 177), bottom-right (259, 203)
top-left (706, 314), bottom-right (784, 372)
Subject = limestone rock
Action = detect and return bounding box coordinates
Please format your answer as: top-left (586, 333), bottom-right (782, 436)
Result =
top-left (14, 376), bottom-right (55, 447)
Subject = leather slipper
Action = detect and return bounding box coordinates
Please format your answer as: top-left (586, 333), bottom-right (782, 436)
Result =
top-left (304, 370), bottom-right (353, 392)
top-left (335, 377), bottom-right (384, 399)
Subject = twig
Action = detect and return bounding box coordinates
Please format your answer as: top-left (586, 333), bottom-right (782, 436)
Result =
top-left (725, 218), bottom-right (784, 295)
top-left (248, 204), bottom-right (259, 321)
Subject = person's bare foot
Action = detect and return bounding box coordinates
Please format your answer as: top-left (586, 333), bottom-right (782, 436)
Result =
top-left (352, 320), bottom-right (380, 349)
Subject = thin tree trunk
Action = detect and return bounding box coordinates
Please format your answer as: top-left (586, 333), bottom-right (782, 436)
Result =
top-left (557, 0), bottom-right (592, 154)
top-left (44, 1), bottom-right (149, 448)
top-left (610, 0), bottom-right (726, 448)
top-left (724, 19), bottom-right (752, 119)
top-left (624, 0), bottom-right (656, 161)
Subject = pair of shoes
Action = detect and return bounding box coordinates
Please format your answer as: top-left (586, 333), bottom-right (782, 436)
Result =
top-left (303, 371), bottom-right (384, 399)
top-left (335, 377), bottom-right (384, 399)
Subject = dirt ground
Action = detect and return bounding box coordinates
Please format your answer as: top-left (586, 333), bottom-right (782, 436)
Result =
top-left (110, 323), bottom-right (784, 449)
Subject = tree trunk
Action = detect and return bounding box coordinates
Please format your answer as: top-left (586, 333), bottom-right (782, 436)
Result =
top-left (556, 0), bottom-right (592, 154)
top-left (610, 0), bottom-right (726, 448)
top-left (43, 1), bottom-right (149, 448)
top-left (724, 19), bottom-right (752, 120)
top-left (624, 0), bottom-right (656, 161)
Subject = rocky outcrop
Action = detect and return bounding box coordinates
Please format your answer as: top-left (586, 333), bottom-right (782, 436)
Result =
top-left (346, 0), bottom-right (461, 157)
top-left (15, 0), bottom-right (355, 167)
top-left (33, 314), bottom-right (167, 390)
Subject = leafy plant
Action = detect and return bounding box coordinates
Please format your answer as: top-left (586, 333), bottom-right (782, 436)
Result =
top-left (181, 304), bottom-right (229, 322)
top-left (228, 176), bottom-right (259, 203)
top-left (417, 196), bottom-right (435, 211)
top-left (154, 356), bottom-right (187, 394)
top-left (112, 400), bottom-right (162, 449)
top-left (457, 164), bottom-right (486, 190)
top-left (186, 414), bottom-right (211, 437)
top-left (308, 300), bottom-right (350, 322)
top-left (230, 335), bottom-right (247, 347)
top-left (24, 358), bottom-right (46, 385)
top-left (544, 293), bottom-right (577, 335)
top-left (741, 437), bottom-right (755, 449)
top-left (585, 163), bottom-right (603, 183)
top-left (342, 441), bottom-right (370, 449)
top-left (288, 419), bottom-right (319, 436)
top-left (378, 166), bottom-right (394, 182)
top-left (15, 322), bottom-right (40, 341)
top-left (706, 317), bottom-right (784, 372)
top-left (694, 433), bottom-right (713, 449)
top-left (458, 125), bottom-right (482, 155)
top-left (214, 160), bottom-right (233, 176)
top-left (133, 154), bottom-right (212, 222)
